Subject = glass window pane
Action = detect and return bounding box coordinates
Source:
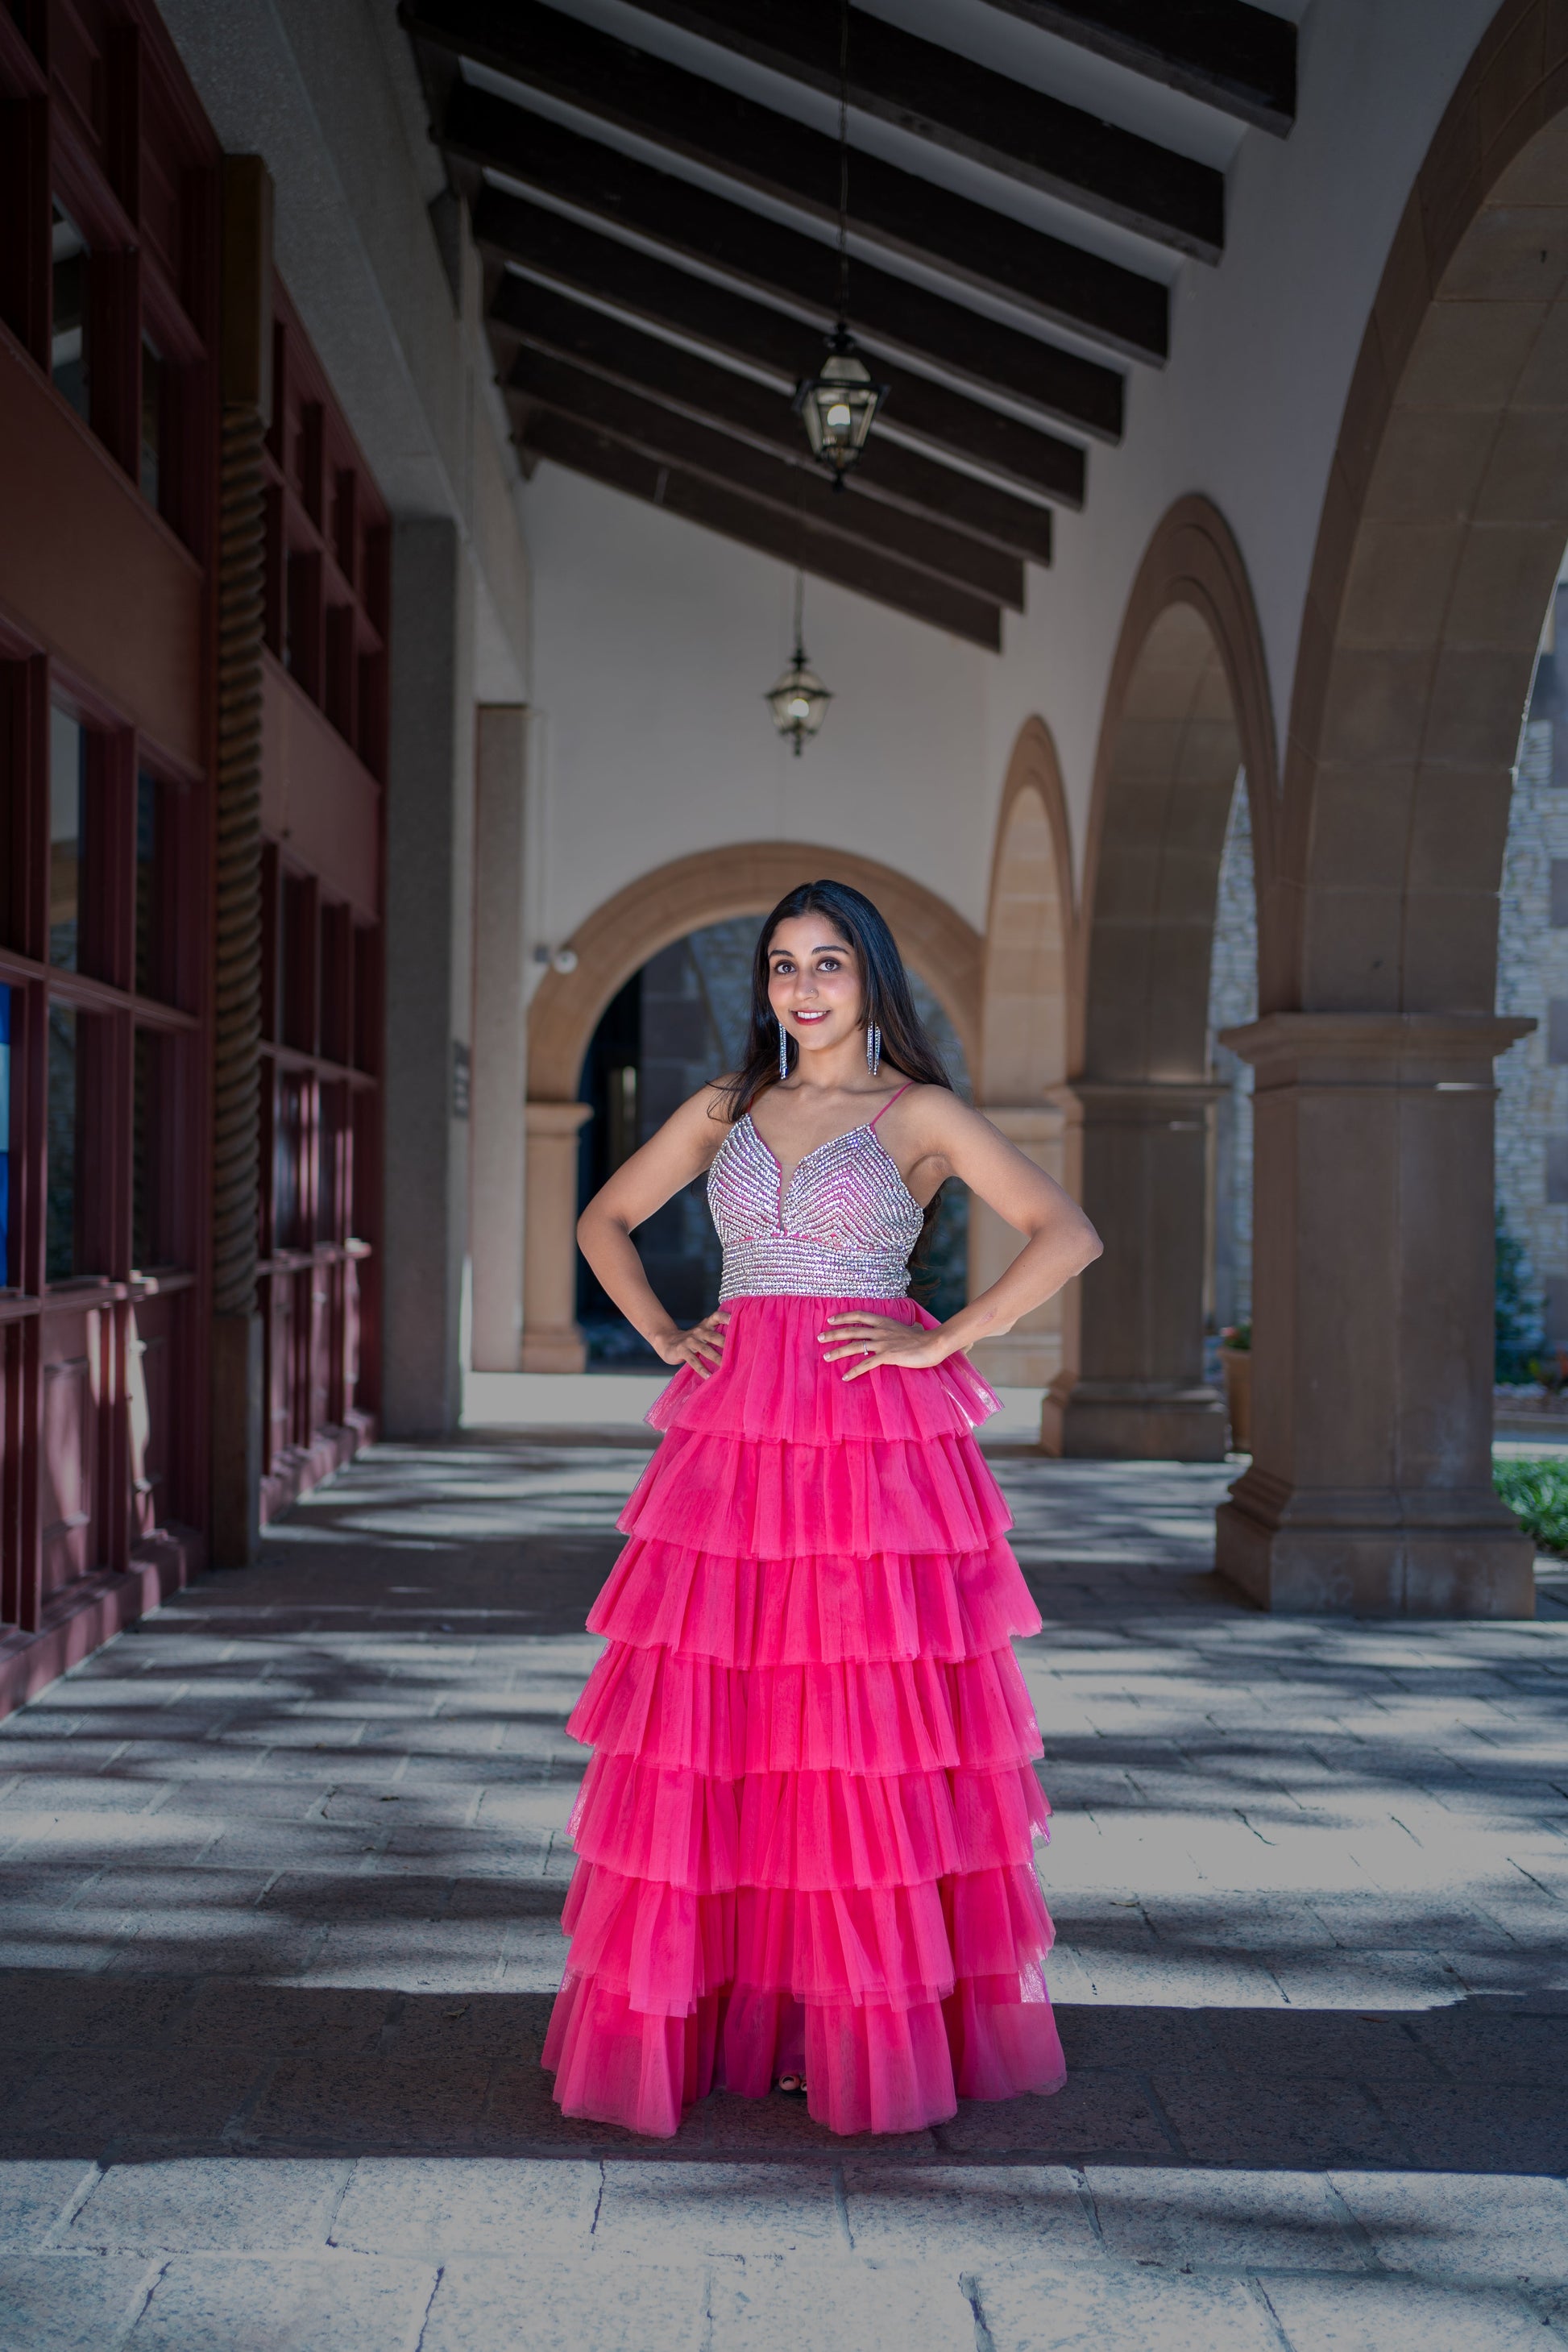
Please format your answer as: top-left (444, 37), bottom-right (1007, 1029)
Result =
top-left (135, 769), bottom-right (171, 999)
top-left (273, 1073), bottom-right (307, 1251)
top-left (51, 205), bottom-right (89, 421)
top-left (140, 338), bottom-right (163, 508)
top-left (0, 984), bottom-right (10, 1287)
top-left (49, 708), bottom-right (84, 970)
top-left (47, 1002), bottom-right (84, 1281)
top-left (317, 1083), bottom-right (346, 1243)
top-left (134, 1028), bottom-right (180, 1271)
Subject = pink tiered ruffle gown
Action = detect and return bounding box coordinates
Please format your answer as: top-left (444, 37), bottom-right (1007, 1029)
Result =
top-left (541, 1091), bottom-right (1066, 2138)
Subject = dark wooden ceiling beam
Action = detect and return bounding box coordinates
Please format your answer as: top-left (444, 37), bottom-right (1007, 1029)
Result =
top-left (515, 408), bottom-right (1005, 649)
top-left (479, 198), bottom-right (1091, 503)
top-left (490, 276), bottom-right (1055, 565)
top-left (407, 5), bottom-right (1172, 356)
top-left (977, 0), bottom-right (1296, 136)
top-left (618, 0), bottom-right (1224, 258)
top-left (454, 99), bottom-right (1155, 392)
top-left (504, 351), bottom-right (1031, 605)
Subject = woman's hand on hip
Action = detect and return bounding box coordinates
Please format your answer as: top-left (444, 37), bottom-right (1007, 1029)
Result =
top-left (818, 1312), bottom-right (953, 1379)
top-left (654, 1312), bottom-right (730, 1378)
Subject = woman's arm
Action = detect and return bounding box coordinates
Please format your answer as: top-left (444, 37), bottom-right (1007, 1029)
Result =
top-left (577, 1084), bottom-right (734, 1375)
top-left (822, 1091), bottom-right (1102, 1378)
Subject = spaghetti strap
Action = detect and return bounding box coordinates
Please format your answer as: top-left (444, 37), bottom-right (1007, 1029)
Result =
top-left (868, 1081), bottom-right (915, 1128)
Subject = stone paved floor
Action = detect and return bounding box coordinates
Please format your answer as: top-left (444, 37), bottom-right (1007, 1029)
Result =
top-left (1, 1439), bottom-right (1566, 2350)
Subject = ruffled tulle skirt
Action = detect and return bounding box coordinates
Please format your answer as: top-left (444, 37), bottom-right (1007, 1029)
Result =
top-left (541, 1292), bottom-right (1066, 2138)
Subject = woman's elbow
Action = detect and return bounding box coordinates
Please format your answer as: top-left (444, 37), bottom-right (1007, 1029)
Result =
top-left (576, 1203), bottom-right (607, 1251)
top-left (1076, 1216), bottom-right (1105, 1268)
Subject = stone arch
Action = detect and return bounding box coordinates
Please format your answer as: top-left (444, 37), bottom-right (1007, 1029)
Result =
top-left (1216, 1), bottom-right (1560, 1615)
top-left (978, 720), bottom-right (1076, 1103)
top-left (969, 720), bottom-right (1079, 1387)
top-left (529, 842), bottom-right (982, 1101)
top-left (521, 843), bottom-right (983, 1370)
top-left (1076, 495), bottom-right (1279, 1082)
top-left (1272, 9), bottom-right (1568, 1012)
top-left (1047, 496), bottom-right (1277, 1456)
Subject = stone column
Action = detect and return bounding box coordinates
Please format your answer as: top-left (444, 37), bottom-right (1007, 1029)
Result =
top-left (209, 156), bottom-right (272, 1567)
top-left (470, 707), bottom-right (529, 1373)
top-left (1042, 1079), bottom-right (1227, 1459)
top-left (969, 1102), bottom-right (1068, 1388)
top-left (521, 1101), bottom-right (593, 1372)
top-left (1215, 1014), bottom-right (1535, 1616)
top-left (382, 516), bottom-right (475, 1437)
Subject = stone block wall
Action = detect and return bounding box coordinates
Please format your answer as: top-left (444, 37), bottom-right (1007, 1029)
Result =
top-left (1495, 674), bottom-right (1568, 1352)
top-left (1206, 778), bottom-right (1257, 1334)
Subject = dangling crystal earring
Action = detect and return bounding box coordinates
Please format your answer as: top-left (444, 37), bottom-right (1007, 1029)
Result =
top-left (866, 1022), bottom-right (881, 1076)
top-left (778, 1018), bottom-right (790, 1081)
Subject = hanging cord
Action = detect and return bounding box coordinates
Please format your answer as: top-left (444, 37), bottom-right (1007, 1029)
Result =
top-left (794, 567), bottom-right (806, 660)
top-left (836, 0), bottom-right (850, 321)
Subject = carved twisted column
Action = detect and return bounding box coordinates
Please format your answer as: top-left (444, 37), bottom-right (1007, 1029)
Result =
top-left (209, 158), bottom-right (273, 1566)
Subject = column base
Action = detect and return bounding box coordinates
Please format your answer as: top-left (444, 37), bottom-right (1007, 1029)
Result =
top-left (1217, 1466), bottom-right (1536, 1616)
top-left (1041, 1376), bottom-right (1229, 1461)
top-left (520, 1328), bottom-right (587, 1375)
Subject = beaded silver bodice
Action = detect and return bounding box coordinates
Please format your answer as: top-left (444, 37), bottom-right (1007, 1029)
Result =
top-left (707, 1110), bottom-right (925, 1301)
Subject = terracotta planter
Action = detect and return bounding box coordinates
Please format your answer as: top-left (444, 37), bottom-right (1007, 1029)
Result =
top-left (1220, 1345), bottom-right (1252, 1454)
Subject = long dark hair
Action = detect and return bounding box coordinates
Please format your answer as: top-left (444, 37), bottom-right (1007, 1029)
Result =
top-left (718, 878), bottom-right (954, 1277)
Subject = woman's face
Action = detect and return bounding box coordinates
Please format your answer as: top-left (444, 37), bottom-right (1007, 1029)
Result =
top-left (765, 915), bottom-right (864, 1063)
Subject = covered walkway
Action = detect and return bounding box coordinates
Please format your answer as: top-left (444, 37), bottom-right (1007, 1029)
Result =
top-left (0, 1443), bottom-right (1565, 2349)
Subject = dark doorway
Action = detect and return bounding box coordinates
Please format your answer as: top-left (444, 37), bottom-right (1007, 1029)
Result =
top-left (575, 920), bottom-right (970, 1365)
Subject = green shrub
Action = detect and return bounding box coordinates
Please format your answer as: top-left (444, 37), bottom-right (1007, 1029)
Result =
top-left (1494, 1455), bottom-right (1568, 1554)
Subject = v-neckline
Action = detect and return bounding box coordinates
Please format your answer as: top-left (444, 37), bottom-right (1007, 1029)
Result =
top-left (744, 1111), bottom-right (875, 1201)
top-left (740, 1110), bottom-right (924, 1221)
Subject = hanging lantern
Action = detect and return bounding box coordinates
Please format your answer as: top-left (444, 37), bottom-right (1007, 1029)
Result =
top-left (765, 644), bottom-right (833, 756)
top-left (794, 322), bottom-right (889, 488)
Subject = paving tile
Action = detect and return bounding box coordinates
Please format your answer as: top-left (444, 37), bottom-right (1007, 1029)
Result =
top-left (247, 2056), bottom-right (492, 2148)
top-left (1085, 2165), bottom-right (1365, 2272)
top-left (1149, 2076), bottom-right (1411, 2168)
top-left (841, 2163), bottom-right (1098, 2265)
top-left (0, 2162), bottom-right (99, 2249)
top-left (0, 2255), bottom-right (156, 2350)
top-left (966, 2263), bottom-right (1279, 2352)
top-left (1368, 2084), bottom-right (1568, 2174)
top-left (65, 2159), bottom-right (351, 2252)
top-left (595, 2160), bottom-right (843, 2256)
top-left (9, 2051), bottom-right (261, 2144)
top-left (0, 1975), bottom-right (192, 2055)
top-left (1259, 2272), bottom-right (1554, 2350)
top-left (708, 2256), bottom-right (976, 2351)
top-left (1329, 2169), bottom-right (1568, 2284)
top-left (172, 1981), bottom-right (392, 2057)
top-left (329, 2154), bottom-right (599, 2254)
top-left (420, 2255), bottom-right (710, 2352)
top-left (933, 2078), bottom-right (1171, 2159)
top-left (124, 2253), bottom-right (437, 2350)
top-left (1201, 2008), bottom-right (1443, 2082)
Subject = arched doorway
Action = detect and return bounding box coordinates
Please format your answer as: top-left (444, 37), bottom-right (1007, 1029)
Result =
top-left (1047, 498), bottom-right (1277, 1458)
top-left (1217, 4), bottom-right (1565, 1616)
top-left (574, 919), bottom-right (972, 1364)
top-left (969, 720), bottom-right (1078, 1388)
top-left (522, 845), bottom-right (982, 1371)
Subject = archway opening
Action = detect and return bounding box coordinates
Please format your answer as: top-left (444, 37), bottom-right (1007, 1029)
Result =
top-left (969, 721), bottom-right (1077, 1390)
top-left (1052, 498), bottom-right (1276, 1460)
top-left (572, 919), bottom-right (972, 1367)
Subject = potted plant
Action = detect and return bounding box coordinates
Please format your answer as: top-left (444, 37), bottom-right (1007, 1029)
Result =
top-left (1219, 1321), bottom-right (1251, 1454)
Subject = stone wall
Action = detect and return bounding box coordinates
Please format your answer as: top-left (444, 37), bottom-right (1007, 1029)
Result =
top-left (1495, 618), bottom-right (1568, 1351)
top-left (1206, 778), bottom-right (1257, 1334)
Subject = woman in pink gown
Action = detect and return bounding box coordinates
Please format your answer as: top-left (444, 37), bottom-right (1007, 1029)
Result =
top-left (542, 879), bottom-right (1103, 2138)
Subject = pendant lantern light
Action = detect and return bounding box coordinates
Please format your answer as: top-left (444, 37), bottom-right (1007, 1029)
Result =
top-left (765, 572), bottom-right (832, 756)
top-left (794, 2), bottom-right (887, 488)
